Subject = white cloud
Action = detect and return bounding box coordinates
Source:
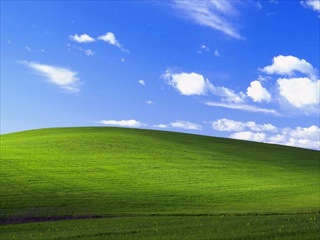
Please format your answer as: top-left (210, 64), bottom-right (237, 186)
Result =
top-left (171, 120), bottom-right (202, 130)
top-left (201, 45), bottom-right (209, 51)
top-left (246, 122), bottom-right (278, 132)
top-left (205, 102), bottom-right (280, 115)
top-left (19, 61), bottom-right (81, 93)
top-left (70, 34), bottom-right (95, 43)
top-left (214, 49), bottom-right (220, 57)
top-left (212, 118), bottom-right (277, 132)
top-left (247, 80), bottom-right (271, 102)
top-left (198, 45), bottom-right (210, 54)
top-left (171, 0), bottom-right (243, 39)
top-left (163, 70), bottom-right (210, 96)
top-left (83, 49), bottom-right (95, 56)
top-left (268, 125), bottom-right (320, 149)
top-left (258, 55), bottom-right (319, 111)
top-left (212, 118), bottom-right (244, 132)
top-left (300, 0), bottom-right (320, 12)
top-left (97, 119), bottom-right (145, 128)
top-left (285, 125), bottom-right (320, 140)
top-left (146, 100), bottom-right (154, 104)
top-left (231, 131), bottom-right (266, 142)
top-left (139, 80), bottom-right (145, 86)
top-left (277, 77), bottom-right (320, 108)
top-left (97, 32), bottom-right (128, 52)
top-left (24, 46), bottom-right (32, 52)
top-left (163, 70), bottom-right (245, 102)
top-left (212, 118), bottom-right (319, 150)
top-left (208, 85), bottom-right (246, 103)
top-left (153, 124), bottom-right (167, 128)
top-left (98, 32), bottom-right (119, 46)
top-left (256, 1), bottom-right (263, 11)
top-left (260, 55), bottom-right (316, 77)
top-left (84, 49), bottom-right (94, 56)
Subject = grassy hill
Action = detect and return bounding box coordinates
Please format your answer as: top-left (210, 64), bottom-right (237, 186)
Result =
top-left (0, 127), bottom-right (319, 239)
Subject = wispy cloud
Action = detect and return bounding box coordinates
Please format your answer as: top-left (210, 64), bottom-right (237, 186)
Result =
top-left (24, 46), bottom-right (32, 52)
top-left (79, 48), bottom-right (95, 56)
top-left (70, 34), bottom-right (95, 43)
top-left (19, 61), bottom-right (81, 93)
top-left (171, 120), bottom-right (202, 130)
top-left (208, 84), bottom-right (245, 103)
top-left (96, 119), bottom-right (145, 128)
top-left (138, 80), bottom-right (145, 86)
top-left (171, 0), bottom-right (243, 39)
top-left (197, 44), bottom-right (210, 54)
top-left (153, 124), bottom-right (167, 128)
top-left (98, 32), bottom-right (129, 53)
top-left (300, 0), bottom-right (320, 12)
top-left (205, 101), bottom-right (280, 116)
top-left (214, 49), bottom-right (220, 57)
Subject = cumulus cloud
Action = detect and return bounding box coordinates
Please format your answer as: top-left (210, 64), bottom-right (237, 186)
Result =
top-left (163, 70), bottom-right (210, 96)
top-left (300, 0), bottom-right (320, 12)
top-left (171, 0), bottom-right (243, 39)
top-left (19, 61), bottom-right (81, 93)
top-left (70, 34), bottom-right (95, 43)
top-left (171, 121), bottom-right (202, 130)
top-left (146, 100), bottom-right (154, 104)
top-left (205, 102), bottom-right (280, 115)
top-left (212, 118), bottom-right (244, 132)
top-left (247, 80), bottom-right (271, 102)
top-left (260, 55), bottom-right (316, 77)
top-left (97, 119), bottom-right (145, 128)
top-left (277, 77), bottom-right (320, 108)
top-left (268, 125), bottom-right (320, 149)
top-left (98, 32), bottom-right (128, 52)
top-left (212, 118), bottom-right (319, 150)
top-left (163, 70), bottom-right (245, 102)
top-left (212, 118), bottom-right (277, 132)
top-left (231, 131), bottom-right (266, 142)
top-left (258, 55), bottom-right (319, 111)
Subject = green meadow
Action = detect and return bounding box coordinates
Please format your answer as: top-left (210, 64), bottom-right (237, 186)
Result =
top-left (1, 127), bottom-right (319, 239)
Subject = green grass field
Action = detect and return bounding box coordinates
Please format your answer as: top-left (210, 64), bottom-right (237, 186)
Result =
top-left (1, 127), bottom-right (319, 239)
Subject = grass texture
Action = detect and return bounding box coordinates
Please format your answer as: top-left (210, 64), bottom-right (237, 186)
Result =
top-left (0, 127), bottom-right (319, 238)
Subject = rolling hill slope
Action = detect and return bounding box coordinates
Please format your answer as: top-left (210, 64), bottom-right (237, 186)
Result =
top-left (1, 127), bottom-right (319, 225)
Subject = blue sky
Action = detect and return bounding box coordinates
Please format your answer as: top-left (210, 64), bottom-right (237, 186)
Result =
top-left (1, 0), bottom-right (319, 150)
